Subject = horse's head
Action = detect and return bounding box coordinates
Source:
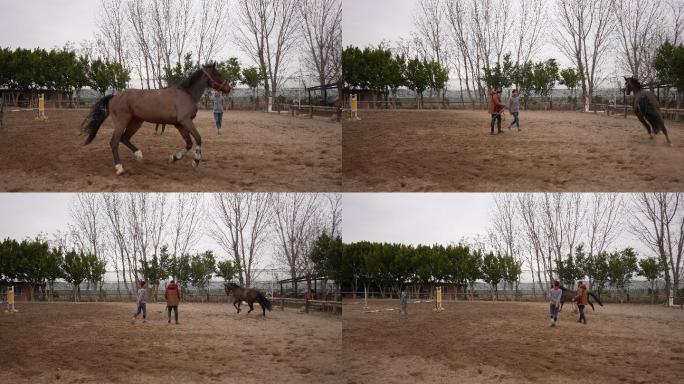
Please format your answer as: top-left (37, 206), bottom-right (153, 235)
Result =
top-left (203, 63), bottom-right (232, 94)
top-left (224, 281), bottom-right (239, 294)
top-left (624, 76), bottom-right (641, 95)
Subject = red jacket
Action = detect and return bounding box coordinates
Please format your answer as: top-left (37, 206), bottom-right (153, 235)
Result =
top-left (165, 282), bottom-right (181, 306)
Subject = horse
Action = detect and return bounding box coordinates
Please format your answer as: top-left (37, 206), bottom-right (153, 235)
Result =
top-left (624, 76), bottom-right (672, 146)
top-left (223, 282), bottom-right (273, 317)
top-left (82, 63), bottom-right (232, 175)
top-left (559, 286), bottom-right (603, 312)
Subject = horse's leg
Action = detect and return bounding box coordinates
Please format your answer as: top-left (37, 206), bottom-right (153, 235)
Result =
top-left (109, 115), bottom-right (128, 175)
top-left (168, 125), bottom-right (193, 164)
top-left (183, 121), bottom-right (203, 168)
top-left (656, 114), bottom-right (673, 146)
top-left (635, 112), bottom-right (654, 139)
top-left (121, 119), bottom-right (144, 161)
top-left (247, 301), bottom-right (254, 315)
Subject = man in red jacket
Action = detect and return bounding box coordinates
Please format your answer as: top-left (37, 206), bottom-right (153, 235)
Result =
top-left (165, 280), bottom-right (182, 325)
top-left (488, 87), bottom-right (507, 135)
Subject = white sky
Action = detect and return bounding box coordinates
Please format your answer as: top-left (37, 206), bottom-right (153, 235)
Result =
top-left (0, 193), bottom-right (279, 273)
top-left (0, 0), bottom-right (306, 88)
top-left (341, 0), bottom-right (626, 90)
top-left (342, 193), bottom-right (654, 281)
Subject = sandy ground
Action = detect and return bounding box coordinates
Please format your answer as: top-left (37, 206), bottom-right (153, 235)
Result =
top-left (342, 110), bottom-right (684, 191)
top-left (0, 302), bottom-right (341, 384)
top-left (343, 299), bottom-right (684, 384)
top-left (0, 109), bottom-right (340, 191)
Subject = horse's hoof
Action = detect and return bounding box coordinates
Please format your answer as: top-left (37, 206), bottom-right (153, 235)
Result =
top-left (192, 160), bottom-right (199, 168)
top-left (134, 150), bottom-right (143, 162)
top-left (168, 155), bottom-right (175, 164)
top-left (115, 164), bottom-right (125, 176)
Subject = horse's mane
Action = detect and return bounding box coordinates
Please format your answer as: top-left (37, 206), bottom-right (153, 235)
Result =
top-left (627, 77), bottom-right (643, 89)
top-left (178, 69), bottom-right (205, 90)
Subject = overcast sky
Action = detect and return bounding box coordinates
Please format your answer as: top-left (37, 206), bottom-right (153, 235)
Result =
top-left (341, 0), bottom-right (626, 89)
top-left (0, 0), bottom-right (303, 87)
top-left (0, 193), bottom-right (281, 279)
top-left (342, 193), bottom-right (654, 281)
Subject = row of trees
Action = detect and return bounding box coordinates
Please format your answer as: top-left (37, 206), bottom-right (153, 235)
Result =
top-left (0, 237), bottom-right (235, 302)
top-left (342, 46), bottom-right (449, 107)
top-left (395, 0), bottom-right (684, 108)
top-left (341, 242), bottom-right (523, 300)
top-left (0, 238), bottom-right (105, 301)
top-left (0, 47), bottom-right (129, 104)
top-left (554, 246), bottom-right (667, 302)
top-left (94, 0), bottom-right (341, 105)
top-left (54, 193), bottom-right (340, 300)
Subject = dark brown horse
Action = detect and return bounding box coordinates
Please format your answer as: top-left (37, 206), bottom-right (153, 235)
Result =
top-left (82, 63), bottom-right (231, 175)
top-left (224, 282), bottom-right (273, 317)
top-left (624, 76), bottom-right (672, 146)
top-left (560, 286), bottom-right (603, 311)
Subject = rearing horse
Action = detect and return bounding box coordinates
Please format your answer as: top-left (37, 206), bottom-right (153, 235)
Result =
top-left (624, 76), bottom-right (672, 146)
top-left (82, 63), bottom-right (232, 175)
top-left (224, 282), bottom-right (273, 317)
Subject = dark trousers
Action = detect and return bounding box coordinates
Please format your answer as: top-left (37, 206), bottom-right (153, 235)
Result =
top-left (578, 304), bottom-right (586, 324)
top-left (167, 305), bottom-right (179, 323)
top-left (491, 114), bottom-right (502, 132)
top-left (134, 302), bottom-right (147, 319)
top-left (214, 112), bottom-right (223, 129)
top-left (510, 112), bottom-right (520, 128)
top-left (549, 303), bottom-right (559, 321)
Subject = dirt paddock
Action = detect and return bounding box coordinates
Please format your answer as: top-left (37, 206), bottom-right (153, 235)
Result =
top-left (0, 109), bottom-right (340, 191)
top-left (343, 299), bottom-right (684, 384)
top-left (0, 302), bottom-right (341, 384)
top-left (342, 110), bottom-right (684, 191)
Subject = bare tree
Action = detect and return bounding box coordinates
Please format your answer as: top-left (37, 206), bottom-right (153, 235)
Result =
top-left (235, 0), bottom-right (301, 110)
top-left (612, 0), bottom-right (664, 84)
top-left (667, 0), bottom-right (684, 45)
top-left (70, 193), bottom-right (104, 260)
top-left (299, 0), bottom-right (342, 102)
top-left (271, 193), bottom-right (321, 295)
top-left (555, 0), bottom-right (615, 111)
top-left (95, 0), bottom-right (130, 66)
top-left (169, 193), bottom-right (203, 271)
top-left (513, 0), bottom-right (547, 65)
top-left (196, 0), bottom-right (228, 65)
top-left (209, 193), bottom-right (274, 287)
top-left (630, 193), bottom-right (684, 305)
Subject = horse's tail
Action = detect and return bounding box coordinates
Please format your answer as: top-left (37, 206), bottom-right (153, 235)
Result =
top-left (638, 93), bottom-right (664, 134)
top-left (589, 291), bottom-right (603, 307)
top-left (256, 291), bottom-right (272, 311)
top-left (82, 94), bottom-right (115, 145)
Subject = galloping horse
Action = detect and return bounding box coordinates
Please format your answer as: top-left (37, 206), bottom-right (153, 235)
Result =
top-left (559, 286), bottom-right (603, 312)
top-left (224, 282), bottom-right (273, 317)
top-left (82, 63), bottom-right (231, 175)
top-left (624, 76), bottom-right (672, 146)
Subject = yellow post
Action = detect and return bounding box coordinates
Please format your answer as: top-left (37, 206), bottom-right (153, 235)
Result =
top-left (36, 94), bottom-right (47, 120)
top-left (350, 94), bottom-right (360, 120)
top-left (6, 286), bottom-right (17, 313)
top-left (434, 286), bottom-right (445, 312)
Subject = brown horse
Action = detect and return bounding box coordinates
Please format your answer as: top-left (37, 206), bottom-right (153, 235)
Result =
top-left (82, 63), bottom-right (231, 175)
top-left (224, 282), bottom-right (273, 317)
top-left (624, 76), bottom-right (672, 145)
top-left (559, 286), bottom-right (603, 312)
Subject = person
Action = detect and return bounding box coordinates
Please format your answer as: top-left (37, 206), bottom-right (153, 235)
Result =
top-left (488, 87), bottom-right (507, 135)
top-left (575, 281), bottom-right (588, 325)
top-left (507, 89), bottom-right (521, 131)
top-left (165, 280), bottom-right (182, 325)
top-left (212, 90), bottom-right (225, 135)
top-left (548, 281), bottom-right (562, 327)
top-left (131, 281), bottom-right (147, 324)
top-left (399, 286), bottom-right (408, 316)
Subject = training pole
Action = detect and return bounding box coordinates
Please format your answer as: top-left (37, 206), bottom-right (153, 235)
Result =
top-left (363, 287), bottom-right (369, 310)
top-left (350, 94), bottom-right (360, 120)
top-left (433, 286), bottom-right (445, 312)
top-left (36, 94), bottom-right (47, 121)
top-left (6, 286), bottom-right (17, 313)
